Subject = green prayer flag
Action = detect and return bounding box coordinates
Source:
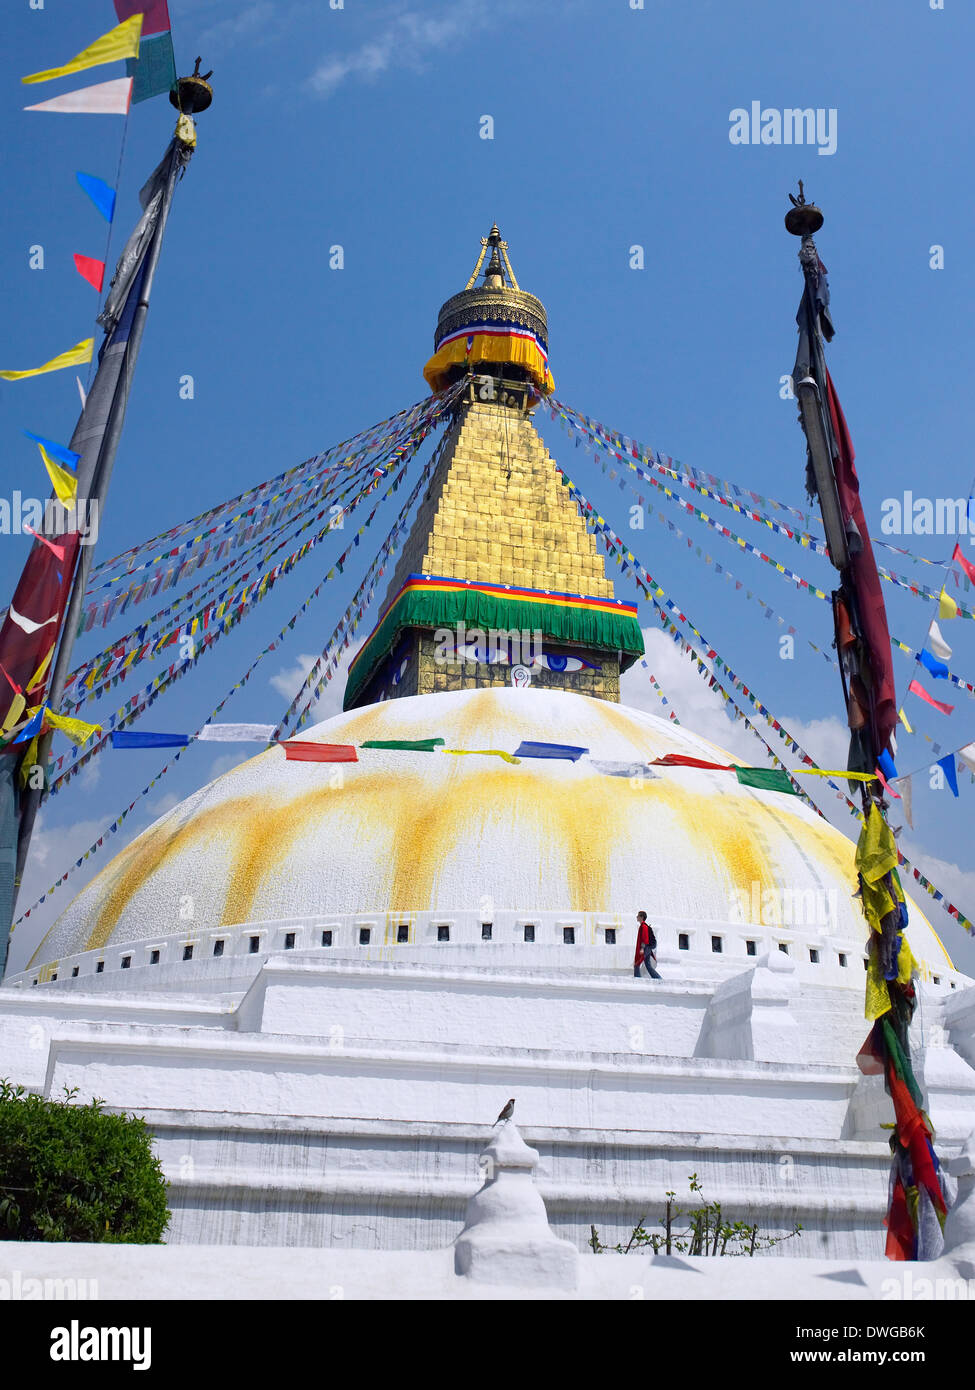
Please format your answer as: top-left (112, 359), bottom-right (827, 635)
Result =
top-left (360, 738), bottom-right (445, 752)
top-left (735, 766), bottom-right (797, 795)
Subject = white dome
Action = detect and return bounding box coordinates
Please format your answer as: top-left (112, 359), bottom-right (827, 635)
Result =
top-left (30, 687), bottom-right (954, 972)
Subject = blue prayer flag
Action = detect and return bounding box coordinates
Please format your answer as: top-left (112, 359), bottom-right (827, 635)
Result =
top-left (23, 431), bottom-right (80, 470)
top-left (877, 749), bottom-right (899, 781)
top-left (937, 754), bottom-right (959, 797)
top-left (111, 731), bottom-right (191, 749)
top-left (76, 172), bottom-right (116, 224)
top-left (919, 648), bottom-right (949, 680)
top-left (514, 741), bottom-right (588, 761)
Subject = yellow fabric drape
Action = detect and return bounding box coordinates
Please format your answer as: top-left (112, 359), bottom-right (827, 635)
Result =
top-left (442, 748), bottom-right (522, 765)
top-left (423, 332), bottom-right (554, 395)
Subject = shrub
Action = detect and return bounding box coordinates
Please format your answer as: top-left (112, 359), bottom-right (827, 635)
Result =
top-left (0, 1081), bottom-right (169, 1243)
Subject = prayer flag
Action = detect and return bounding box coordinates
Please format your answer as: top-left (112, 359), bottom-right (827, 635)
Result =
top-left (590, 759), bottom-right (657, 779)
top-left (22, 431), bottom-right (79, 469)
top-left (111, 731), bottom-right (191, 749)
top-left (197, 723), bottom-right (275, 743)
top-left (918, 648), bottom-right (949, 680)
top-left (898, 707), bottom-right (913, 734)
top-left (25, 77), bottom-right (133, 115)
top-left (938, 589), bottom-right (958, 621)
top-left (442, 748), bottom-right (521, 764)
top-left (897, 776), bottom-right (914, 828)
top-left (953, 543), bottom-right (975, 586)
top-left (114, 0), bottom-right (172, 35)
top-left (908, 679), bottom-right (954, 716)
top-left (735, 767), bottom-right (797, 795)
top-left (22, 14), bottom-right (143, 85)
top-left (650, 753), bottom-right (733, 771)
top-left (937, 754), bottom-right (959, 797)
top-left (46, 710), bottom-right (101, 745)
top-left (0, 339), bottom-right (93, 381)
top-left (513, 741), bottom-right (588, 761)
top-left (957, 743), bottom-right (975, 777)
top-left (280, 741), bottom-right (358, 763)
top-left (927, 620), bottom-right (952, 662)
top-left (37, 444), bottom-right (78, 507)
top-left (23, 525), bottom-right (65, 561)
top-left (877, 749), bottom-right (899, 782)
top-left (73, 254), bottom-right (105, 293)
top-left (77, 171), bottom-right (116, 222)
top-left (360, 738), bottom-right (445, 752)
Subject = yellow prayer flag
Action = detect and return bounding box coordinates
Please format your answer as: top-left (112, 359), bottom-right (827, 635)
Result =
top-left (37, 444), bottom-right (77, 507)
top-left (898, 707), bottom-right (913, 734)
top-left (442, 748), bottom-right (522, 765)
top-left (798, 768), bottom-right (875, 781)
top-left (45, 709), bottom-right (102, 746)
top-left (18, 735), bottom-right (41, 789)
top-left (22, 13), bottom-right (142, 85)
top-left (938, 588), bottom-right (958, 621)
top-left (0, 339), bottom-right (93, 381)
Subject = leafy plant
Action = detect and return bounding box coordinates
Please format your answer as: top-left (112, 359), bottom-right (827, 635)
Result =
top-left (589, 1173), bottom-right (801, 1257)
top-left (0, 1080), bottom-right (169, 1243)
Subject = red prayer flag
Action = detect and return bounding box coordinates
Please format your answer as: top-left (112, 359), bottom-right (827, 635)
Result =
top-left (280, 741), bottom-right (358, 763)
top-left (826, 371), bottom-right (897, 755)
top-left (73, 254), bottom-right (105, 292)
top-left (953, 542), bottom-right (975, 586)
top-left (113, 0), bottom-right (171, 36)
top-left (908, 678), bottom-right (955, 716)
top-left (650, 753), bottom-right (734, 770)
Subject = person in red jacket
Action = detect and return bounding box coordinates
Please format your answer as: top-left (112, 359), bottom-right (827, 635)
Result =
top-left (634, 910), bottom-right (661, 980)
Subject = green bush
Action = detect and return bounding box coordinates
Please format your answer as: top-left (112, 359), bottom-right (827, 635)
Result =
top-left (0, 1081), bottom-right (169, 1243)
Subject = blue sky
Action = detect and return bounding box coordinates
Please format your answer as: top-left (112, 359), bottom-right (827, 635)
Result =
top-left (3, 0), bottom-right (975, 973)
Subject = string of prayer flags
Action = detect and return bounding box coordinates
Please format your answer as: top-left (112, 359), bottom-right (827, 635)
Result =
top-left (937, 754), bottom-right (960, 798)
top-left (196, 723), bottom-right (275, 743)
top-left (360, 738), bottom-right (445, 752)
top-left (0, 339), bottom-right (93, 381)
top-left (908, 679), bottom-right (955, 716)
top-left (36, 443), bottom-right (78, 507)
top-left (113, 1), bottom-right (177, 104)
top-left (24, 77), bottom-right (134, 116)
top-left (73, 254), bottom-right (106, 293)
top-left (112, 731), bottom-right (191, 749)
top-left (513, 741), bottom-right (588, 761)
top-left (280, 741), bottom-right (358, 763)
top-left (21, 13), bottom-right (143, 85)
top-left (77, 171), bottom-right (116, 223)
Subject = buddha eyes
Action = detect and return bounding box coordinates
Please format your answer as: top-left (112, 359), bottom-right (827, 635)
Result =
top-left (454, 642), bottom-right (596, 673)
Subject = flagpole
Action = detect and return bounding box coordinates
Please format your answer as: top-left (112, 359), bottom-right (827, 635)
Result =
top-left (10, 74), bottom-right (213, 919)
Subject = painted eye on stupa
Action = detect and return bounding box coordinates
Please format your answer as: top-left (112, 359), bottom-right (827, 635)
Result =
top-left (538, 654), bottom-right (591, 673)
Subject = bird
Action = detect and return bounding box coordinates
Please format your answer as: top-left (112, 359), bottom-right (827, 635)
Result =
top-left (495, 1098), bottom-right (515, 1124)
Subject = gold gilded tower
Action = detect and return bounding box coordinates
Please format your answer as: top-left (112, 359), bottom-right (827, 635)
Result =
top-left (344, 228), bottom-right (644, 710)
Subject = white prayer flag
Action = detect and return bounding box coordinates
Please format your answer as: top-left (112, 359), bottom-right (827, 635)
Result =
top-left (25, 77), bottom-right (133, 115)
top-left (927, 620), bottom-right (953, 662)
top-left (957, 743), bottom-right (975, 777)
top-left (197, 723), bottom-right (275, 743)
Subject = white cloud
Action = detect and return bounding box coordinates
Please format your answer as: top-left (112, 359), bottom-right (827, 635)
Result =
top-left (269, 638), bottom-right (364, 730)
top-left (306, 1), bottom-right (493, 97)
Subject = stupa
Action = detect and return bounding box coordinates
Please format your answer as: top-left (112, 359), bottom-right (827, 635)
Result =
top-left (2, 228), bottom-right (974, 1262)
